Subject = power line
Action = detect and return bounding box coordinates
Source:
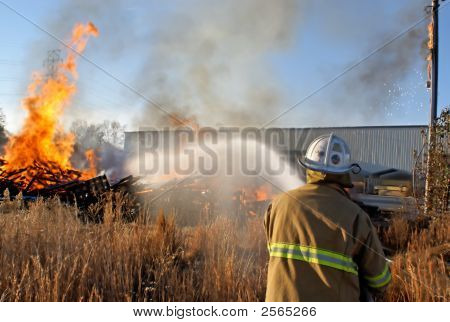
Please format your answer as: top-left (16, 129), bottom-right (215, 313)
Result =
top-left (257, 173), bottom-right (443, 299)
top-left (0, 59), bottom-right (24, 65)
top-left (0, 0), bottom-right (189, 127)
top-left (0, 78), bottom-right (22, 81)
top-left (261, 1), bottom-right (450, 128)
top-left (1, 0), bottom-right (448, 129)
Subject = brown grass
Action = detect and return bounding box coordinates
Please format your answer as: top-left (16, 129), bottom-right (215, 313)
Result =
top-left (0, 194), bottom-right (448, 302)
top-left (0, 196), bottom-right (267, 301)
top-left (383, 214), bottom-right (449, 301)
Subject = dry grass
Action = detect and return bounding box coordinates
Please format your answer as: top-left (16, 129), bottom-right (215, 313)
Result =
top-left (383, 214), bottom-right (449, 301)
top-left (0, 196), bottom-right (266, 301)
top-left (0, 194), bottom-right (448, 302)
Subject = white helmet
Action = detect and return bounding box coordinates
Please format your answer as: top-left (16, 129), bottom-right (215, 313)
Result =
top-left (298, 133), bottom-right (360, 174)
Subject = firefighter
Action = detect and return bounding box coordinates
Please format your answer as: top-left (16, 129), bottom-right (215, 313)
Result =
top-left (264, 133), bottom-right (391, 301)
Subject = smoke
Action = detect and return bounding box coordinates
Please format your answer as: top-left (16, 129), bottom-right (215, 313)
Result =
top-left (345, 27), bottom-right (427, 119)
top-left (32, 0), bottom-right (303, 127)
top-left (313, 0), bottom-right (429, 122)
top-left (0, 109), bottom-right (8, 153)
top-left (134, 0), bottom-right (303, 127)
top-left (70, 120), bottom-right (128, 180)
top-left (31, 0), bottom-right (430, 129)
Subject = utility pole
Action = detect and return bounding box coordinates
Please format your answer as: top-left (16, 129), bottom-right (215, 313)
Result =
top-left (424, 0), bottom-right (440, 216)
top-left (430, 0), bottom-right (439, 123)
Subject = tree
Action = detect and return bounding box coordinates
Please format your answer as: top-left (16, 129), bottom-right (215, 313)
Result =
top-left (0, 108), bottom-right (8, 153)
top-left (69, 119), bottom-right (127, 180)
top-left (70, 119), bottom-right (125, 150)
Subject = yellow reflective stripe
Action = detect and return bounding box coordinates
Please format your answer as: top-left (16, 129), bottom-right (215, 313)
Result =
top-left (364, 263), bottom-right (391, 288)
top-left (268, 242), bottom-right (358, 275)
top-left (270, 250), bottom-right (357, 274)
top-left (364, 263), bottom-right (389, 282)
top-left (368, 273), bottom-right (391, 288)
top-left (270, 242), bottom-right (355, 264)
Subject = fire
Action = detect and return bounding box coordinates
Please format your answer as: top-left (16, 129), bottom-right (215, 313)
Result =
top-left (255, 184), bottom-right (272, 201)
top-left (0, 22), bottom-right (98, 190)
top-left (426, 21), bottom-right (433, 84)
top-left (240, 183), bottom-right (272, 202)
top-left (84, 149), bottom-right (98, 179)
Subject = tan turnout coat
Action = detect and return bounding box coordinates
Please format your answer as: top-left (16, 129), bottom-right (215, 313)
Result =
top-left (264, 176), bottom-right (391, 301)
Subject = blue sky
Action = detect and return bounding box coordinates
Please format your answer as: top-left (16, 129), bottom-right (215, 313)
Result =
top-left (0, 0), bottom-right (449, 132)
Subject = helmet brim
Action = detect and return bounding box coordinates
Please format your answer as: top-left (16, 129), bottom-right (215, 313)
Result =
top-left (297, 156), bottom-right (361, 175)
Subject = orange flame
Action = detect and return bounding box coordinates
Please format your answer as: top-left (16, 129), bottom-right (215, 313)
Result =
top-left (83, 149), bottom-right (98, 179)
top-left (426, 21), bottom-right (433, 84)
top-left (255, 184), bottom-right (272, 201)
top-left (240, 183), bottom-right (272, 202)
top-left (1, 22), bottom-right (98, 188)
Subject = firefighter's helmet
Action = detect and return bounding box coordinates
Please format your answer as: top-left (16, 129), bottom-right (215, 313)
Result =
top-left (298, 133), bottom-right (360, 174)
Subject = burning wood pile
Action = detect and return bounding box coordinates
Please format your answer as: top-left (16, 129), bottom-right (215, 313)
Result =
top-left (0, 159), bottom-right (86, 194)
top-left (0, 21), bottom-right (273, 224)
top-left (0, 22), bottom-right (139, 220)
top-left (133, 175), bottom-right (273, 226)
top-left (1, 22), bottom-right (96, 195)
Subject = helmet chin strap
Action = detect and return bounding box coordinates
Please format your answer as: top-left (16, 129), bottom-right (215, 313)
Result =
top-left (297, 156), bottom-right (359, 175)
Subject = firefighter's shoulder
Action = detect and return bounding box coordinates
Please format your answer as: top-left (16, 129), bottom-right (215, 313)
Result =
top-left (269, 184), bottom-right (319, 216)
top-left (270, 185), bottom-right (308, 207)
top-left (275, 183), bottom-right (357, 206)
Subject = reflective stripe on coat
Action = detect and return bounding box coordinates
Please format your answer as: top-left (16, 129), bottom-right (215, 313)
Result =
top-left (264, 183), bottom-right (390, 302)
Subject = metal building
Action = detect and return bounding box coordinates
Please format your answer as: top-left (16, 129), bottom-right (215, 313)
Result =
top-left (124, 125), bottom-right (427, 173)
top-left (268, 125), bottom-right (427, 172)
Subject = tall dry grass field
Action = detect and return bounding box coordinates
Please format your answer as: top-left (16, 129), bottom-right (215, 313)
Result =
top-left (383, 215), bottom-right (449, 301)
top-left (0, 196), bottom-right (267, 301)
top-left (0, 194), bottom-right (448, 301)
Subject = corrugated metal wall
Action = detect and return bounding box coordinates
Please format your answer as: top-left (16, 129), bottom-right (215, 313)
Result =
top-left (268, 126), bottom-right (427, 172)
top-left (125, 126), bottom-right (428, 173)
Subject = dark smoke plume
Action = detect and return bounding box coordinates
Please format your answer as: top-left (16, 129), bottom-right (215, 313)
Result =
top-left (134, 0), bottom-right (303, 127)
top-left (34, 0), bottom-right (304, 127)
top-left (33, 0), bottom-right (430, 128)
top-left (311, 0), bottom-right (429, 123)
